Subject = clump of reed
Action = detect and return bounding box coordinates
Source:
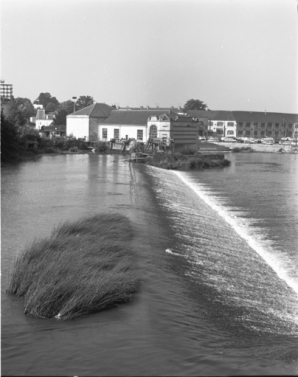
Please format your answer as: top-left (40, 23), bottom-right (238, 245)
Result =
top-left (7, 213), bottom-right (140, 320)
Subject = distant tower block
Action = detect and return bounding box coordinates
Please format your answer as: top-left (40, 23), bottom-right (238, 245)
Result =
top-left (0, 80), bottom-right (13, 99)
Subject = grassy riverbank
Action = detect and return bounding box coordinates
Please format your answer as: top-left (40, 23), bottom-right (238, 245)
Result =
top-left (7, 213), bottom-right (140, 320)
top-left (146, 150), bottom-right (231, 170)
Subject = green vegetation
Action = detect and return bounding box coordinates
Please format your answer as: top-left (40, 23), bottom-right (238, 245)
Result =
top-left (147, 151), bottom-right (230, 170)
top-left (183, 98), bottom-right (208, 112)
top-left (7, 214), bottom-right (140, 320)
top-left (232, 146), bottom-right (253, 153)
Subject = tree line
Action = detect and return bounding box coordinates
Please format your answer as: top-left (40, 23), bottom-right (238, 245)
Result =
top-left (2, 93), bottom-right (95, 127)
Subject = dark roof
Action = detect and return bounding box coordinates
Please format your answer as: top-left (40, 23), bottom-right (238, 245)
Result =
top-left (232, 111), bottom-right (298, 123)
top-left (42, 125), bottom-right (66, 132)
top-left (101, 109), bottom-right (179, 125)
top-left (187, 110), bottom-right (235, 120)
top-left (69, 103), bottom-right (113, 118)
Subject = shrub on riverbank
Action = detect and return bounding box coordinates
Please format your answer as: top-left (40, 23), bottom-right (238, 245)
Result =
top-left (7, 213), bottom-right (140, 320)
top-left (146, 152), bottom-right (230, 170)
top-left (232, 146), bottom-right (253, 153)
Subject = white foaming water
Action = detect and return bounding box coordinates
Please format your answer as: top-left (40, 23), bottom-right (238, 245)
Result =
top-left (165, 248), bottom-right (182, 256)
top-left (174, 171), bottom-right (298, 296)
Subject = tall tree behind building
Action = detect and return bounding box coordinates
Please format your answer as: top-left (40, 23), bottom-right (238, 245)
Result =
top-left (183, 99), bottom-right (208, 112)
top-left (34, 93), bottom-right (59, 112)
top-left (75, 96), bottom-right (94, 111)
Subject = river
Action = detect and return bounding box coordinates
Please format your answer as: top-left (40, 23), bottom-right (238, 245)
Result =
top-left (1, 152), bottom-right (298, 376)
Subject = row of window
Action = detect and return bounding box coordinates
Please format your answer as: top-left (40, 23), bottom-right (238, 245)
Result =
top-left (102, 128), bottom-right (144, 141)
top-left (237, 130), bottom-right (293, 137)
top-left (238, 122), bottom-right (294, 128)
top-left (209, 122), bottom-right (235, 127)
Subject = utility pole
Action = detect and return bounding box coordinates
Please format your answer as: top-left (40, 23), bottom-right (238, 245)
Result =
top-left (72, 97), bottom-right (77, 113)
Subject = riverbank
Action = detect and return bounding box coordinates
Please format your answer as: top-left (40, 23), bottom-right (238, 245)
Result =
top-left (212, 142), bottom-right (296, 153)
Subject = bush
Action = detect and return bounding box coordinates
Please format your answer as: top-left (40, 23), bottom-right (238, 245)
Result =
top-left (7, 213), bottom-right (139, 320)
top-left (44, 147), bottom-right (57, 154)
top-left (69, 146), bottom-right (78, 153)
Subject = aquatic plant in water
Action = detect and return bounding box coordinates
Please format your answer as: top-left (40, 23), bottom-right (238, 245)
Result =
top-left (7, 214), bottom-right (140, 320)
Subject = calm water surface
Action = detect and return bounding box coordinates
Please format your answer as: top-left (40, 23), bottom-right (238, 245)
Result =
top-left (1, 153), bottom-right (298, 376)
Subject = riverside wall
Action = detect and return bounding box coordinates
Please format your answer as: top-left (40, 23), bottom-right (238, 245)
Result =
top-left (214, 142), bottom-right (294, 153)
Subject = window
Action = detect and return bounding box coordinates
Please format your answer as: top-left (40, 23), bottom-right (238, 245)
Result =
top-left (254, 122), bottom-right (258, 127)
top-left (238, 131), bottom-right (243, 136)
top-left (227, 122), bottom-right (234, 127)
top-left (102, 128), bottom-right (107, 139)
top-left (267, 123), bottom-right (272, 128)
top-left (254, 131), bottom-right (258, 137)
top-left (216, 128), bottom-right (223, 134)
top-left (295, 123), bottom-right (298, 129)
top-left (238, 122), bottom-right (243, 127)
top-left (261, 123), bottom-right (265, 127)
top-left (246, 122), bottom-right (251, 127)
top-left (275, 131), bottom-right (279, 136)
top-left (227, 130), bottom-right (234, 135)
top-left (113, 129), bottom-right (119, 139)
top-left (217, 122), bottom-right (224, 126)
top-left (267, 131), bottom-right (272, 136)
top-left (149, 125), bottom-right (157, 139)
top-left (288, 124), bottom-right (293, 128)
top-left (261, 131), bottom-right (265, 136)
top-left (137, 129), bottom-right (143, 141)
top-left (275, 123), bottom-right (280, 128)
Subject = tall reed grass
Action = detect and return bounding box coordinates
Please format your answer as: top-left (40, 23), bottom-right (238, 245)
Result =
top-left (7, 214), bottom-right (140, 320)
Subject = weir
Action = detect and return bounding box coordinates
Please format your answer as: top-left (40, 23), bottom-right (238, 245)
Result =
top-left (174, 170), bottom-right (298, 296)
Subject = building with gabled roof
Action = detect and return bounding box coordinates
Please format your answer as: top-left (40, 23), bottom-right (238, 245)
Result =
top-left (66, 103), bottom-right (113, 140)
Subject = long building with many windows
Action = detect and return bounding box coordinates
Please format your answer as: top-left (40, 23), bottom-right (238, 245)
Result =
top-left (187, 110), bottom-right (298, 141)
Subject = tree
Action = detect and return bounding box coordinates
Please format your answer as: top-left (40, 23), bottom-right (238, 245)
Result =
top-left (53, 109), bottom-right (68, 126)
top-left (14, 97), bottom-right (35, 120)
top-left (35, 93), bottom-right (59, 112)
top-left (75, 96), bottom-right (94, 111)
top-left (5, 99), bottom-right (27, 126)
top-left (58, 100), bottom-right (74, 114)
top-left (183, 99), bottom-right (208, 112)
top-left (45, 102), bottom-right (56, 113)
top-left (1, 110), bottom-right (20, 162)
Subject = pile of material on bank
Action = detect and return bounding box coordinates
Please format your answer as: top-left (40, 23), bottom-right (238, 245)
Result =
top-left (7, 213), bottom-right (140, 320)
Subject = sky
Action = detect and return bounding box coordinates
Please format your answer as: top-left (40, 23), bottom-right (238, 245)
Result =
top-left (1, 0), bottom-right (297, 113)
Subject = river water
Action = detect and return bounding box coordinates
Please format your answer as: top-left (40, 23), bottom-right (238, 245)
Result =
top-left (1, 152), bottom-right (298, 376)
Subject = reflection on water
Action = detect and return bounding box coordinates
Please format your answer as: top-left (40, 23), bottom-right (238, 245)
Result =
top-left (2, 153), bottom-right (298, 376)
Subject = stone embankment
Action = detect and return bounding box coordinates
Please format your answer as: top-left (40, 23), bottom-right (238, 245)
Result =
top-left (214, 142), bottom-right (294, 153)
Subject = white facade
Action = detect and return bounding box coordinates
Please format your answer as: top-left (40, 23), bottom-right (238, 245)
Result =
top-left (35, 119), bottom-right (53, 130)
top-left (98, 124), bottom-right (147, 142)
top-left (208, 120), bottom-right (237, 137)
top-left (147, 115), bottom-right (171, 140)
top-left (67, 116), bottom-right (90, 140)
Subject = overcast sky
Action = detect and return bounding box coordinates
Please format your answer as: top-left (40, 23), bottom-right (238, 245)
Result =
top-left (1, 0), bottom-right (297, 112)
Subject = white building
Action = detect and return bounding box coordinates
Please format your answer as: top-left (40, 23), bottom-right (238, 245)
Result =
top-left (0, 80), bottom-right (13, 99)
top-left (98, 109), bottom-right (175, 142)
top-left (35, 109), bottom-right (54, 130)
top-left (66, 103), bottom-right (113, 141)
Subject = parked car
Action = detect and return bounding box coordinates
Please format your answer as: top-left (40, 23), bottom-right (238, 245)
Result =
top-left (207, 137), bottom-right (219, 142)
top-left (221, 137), bottom-right (237, 143)
top-left (261, 137), bottom-right (274, 145)
top-left (198, 136), bottom-right (207, 141)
